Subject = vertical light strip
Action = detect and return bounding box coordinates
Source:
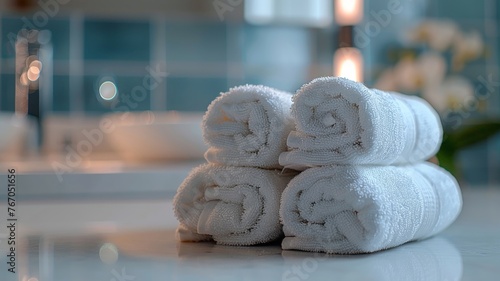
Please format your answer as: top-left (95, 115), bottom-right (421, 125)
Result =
top-left (150, 16), bottom-right (167, 111)
top-left (69, 13), bottom-right (84, 115)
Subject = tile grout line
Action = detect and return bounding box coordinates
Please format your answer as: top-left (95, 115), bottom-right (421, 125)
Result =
top-left (69, 13), bottom-right (85, 115)
top-left (150, 16), bottom-right (168, 111)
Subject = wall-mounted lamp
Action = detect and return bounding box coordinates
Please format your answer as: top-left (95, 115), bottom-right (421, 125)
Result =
top-left (14, 28), bottom-right (52, 148)
top-left (333, 47), bottom-right (363, 82)
top-left (333, 0), bottom-right (364, 82)
top-left (334, 0), bottom-right (363, 25)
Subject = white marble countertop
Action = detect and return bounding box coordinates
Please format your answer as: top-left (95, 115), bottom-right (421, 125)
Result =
top-left (0, 160), bottom-right (203, 200)
top-left (0, 188), bottom-right (499, 281)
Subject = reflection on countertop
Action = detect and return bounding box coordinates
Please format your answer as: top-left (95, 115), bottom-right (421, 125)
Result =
top-left (0, 190), bottom-right (499, 280)
top-left (0, 159), bottom-right (204, 200)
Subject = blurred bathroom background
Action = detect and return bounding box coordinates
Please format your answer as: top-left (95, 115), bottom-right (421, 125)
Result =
top-left (0, 0), bottom-right (498, 188)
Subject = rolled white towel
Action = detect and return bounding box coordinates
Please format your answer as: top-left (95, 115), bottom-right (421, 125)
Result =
top-left (173, 164), bottom-right (295, 246)
top-left (279, 77), bottom-right (442, 170)
top-left (203, 85), bottom-right (294, 168)
top-left (280, 162), bottom-right (462, 254)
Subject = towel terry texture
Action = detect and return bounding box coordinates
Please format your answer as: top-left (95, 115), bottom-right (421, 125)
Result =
top-left (279, 77), bottom-right (443, 170)
top-left (203, 84), bottom-right (294, 168)
top-left (280, 162), bottom-right (462, 254)
top-left (173, 163), bottom-right (294, 246)
top-left (174, 78), bottom-right (460, 254)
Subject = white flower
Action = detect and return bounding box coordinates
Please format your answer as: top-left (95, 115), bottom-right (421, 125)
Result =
top-left (386, 53), bottom-right (446, 93)
top-left (422, 76), bottom-right (474, 113)
top-left (393, 57), bottom-right (420, 92)
top-left (409, 20), bottom-right (459, 51)
top-left (373, 69), bottom-right (397, 91)
top-left (416, 52), bottom-right (447, 87)
top-left (452, 30), bottom-right (484, 70)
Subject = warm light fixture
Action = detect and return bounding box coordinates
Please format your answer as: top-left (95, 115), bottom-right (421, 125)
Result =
top-left (333, 47), bottom-right (363, 82)
top-left (335, 0), bottom-right (363, 25)
top-left (333, 0), bottom-right (364, 82)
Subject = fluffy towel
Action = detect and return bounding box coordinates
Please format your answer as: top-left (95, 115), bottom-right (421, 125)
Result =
top-left (203, 85), bottom-right (294, 168)
top-left (280, 162), bottom-right (462, 254)
top-left (279, 77), bottom-right (442, 170)
top-left (173, 163), bottom-right (295, 246)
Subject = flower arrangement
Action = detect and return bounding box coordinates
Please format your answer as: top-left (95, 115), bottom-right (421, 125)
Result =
top-left (375, 19), bottom-right (500, 179)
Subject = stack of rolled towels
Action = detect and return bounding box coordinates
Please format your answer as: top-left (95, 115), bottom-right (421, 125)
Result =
top-left (173, 77), bottom-right (463, 253)
top-left (280, 77), bottom-right (462, 254)
top-left (173, 85), bottom-right (296, 245)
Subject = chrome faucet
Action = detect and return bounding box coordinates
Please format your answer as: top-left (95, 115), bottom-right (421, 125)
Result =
top-left (15, 29), bottom-right (53, 148)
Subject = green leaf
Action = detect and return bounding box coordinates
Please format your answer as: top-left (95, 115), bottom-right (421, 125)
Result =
top-left (444, 120), bottom-right (500, 150)
top-left (436, 149), bottom-right (458, 176)
top-left (437, 119), bottom-right (500, 179)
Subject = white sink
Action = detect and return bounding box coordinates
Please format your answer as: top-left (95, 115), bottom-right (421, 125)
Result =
top-left (0, 113), bottom-right (30, 160)
top-left (106, 111), bottom-right (208, 162)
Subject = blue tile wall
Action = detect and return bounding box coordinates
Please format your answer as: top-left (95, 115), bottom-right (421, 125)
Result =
top-left (1, 17), bottom-right (70, 61)
top-left (0, 74), bottom-right (71, 112)
top-left (242, 75), bottom-right (303, 94)
top-left (52, 75), bottom-right (70, 112)
top-left (498, 0), bottom-right (500, 109)
top-left (84, 19), bottom-right (150, 61)
top-left (467, 139), bottom-right (500, 187)
top-left (427, 0), bottom-right (487, 19)
top-left (1, 16), bottom-right (71, 112)
top-left (0, 74), bottom-right (15, 112)
top-left (490, 133), bottom-right (500, 184)
top-left (166, 76), bottom-right (227, 112)
top-left (457, 143), bottom-right (490, 186)
top-left (313, 27), bottom-right (335, 71)
top-left (2, 16), bottom-right (316, 113)
top-left (240, 24), bottom-right (312, 92)
top-left (1, 5), bottom-right (499, 186)
top-left (165, 21), bottom-right (227, 64)
top-left (83, 75), bottom-right (151, 113)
